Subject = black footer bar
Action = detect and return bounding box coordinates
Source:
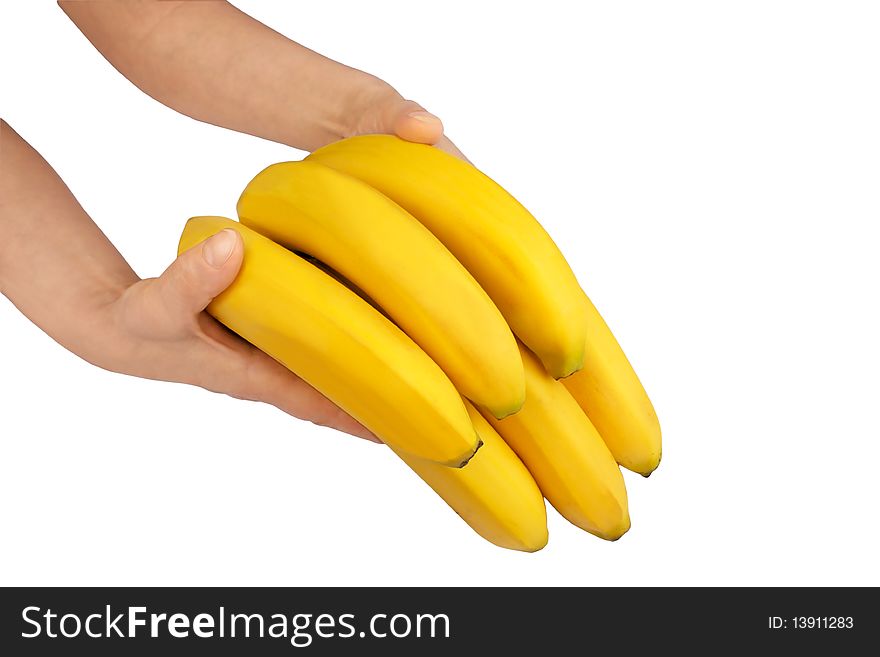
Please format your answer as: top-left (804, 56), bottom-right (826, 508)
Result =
top-left (0, 586), bottom-right (872, 654)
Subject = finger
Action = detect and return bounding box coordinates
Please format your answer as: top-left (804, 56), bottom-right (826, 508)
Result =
top-left (389, 103), bottom-right (471, 163)
top-left (156, 228), bottom-right (243, 321)
top-left (267, 371), bottom-right (381, 442)
top-left (391, 100), bottom-right (445, 145)
top-left (231, 346), bottom-right (380, 443)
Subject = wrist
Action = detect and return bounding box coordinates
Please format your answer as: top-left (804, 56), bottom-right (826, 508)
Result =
top-left (70, 276), bottom-right (144, 375)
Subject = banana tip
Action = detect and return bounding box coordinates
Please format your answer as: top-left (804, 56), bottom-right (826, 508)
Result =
top-left (456, 439), bottom-right (484, 469)
top-left (640, 450), bottom-right (663, 478)
top-left (602, 519), bottom-right (632, 542)
top-left (490, 402), bottom-right (524, 421)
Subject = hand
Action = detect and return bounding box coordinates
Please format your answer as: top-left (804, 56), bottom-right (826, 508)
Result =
top-left (60, 1), bottom-right (469, 161)
top-left (110, 228), bottom-right (377, 442)
top-left (0, 120), bottom-right (374, 443)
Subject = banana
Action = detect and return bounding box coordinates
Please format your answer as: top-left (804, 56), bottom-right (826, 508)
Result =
top-left (397, 401), bottom-right (548, 552)
top-left (563, 294), bottom-right (662, 475)
top-left (237, 160), bottom-right (525, 418)
top-left (178, 216), bottom-right (479, 466)
top-left (485, 342), bottom-right (630, 540)
top-left (307, 135), bottom-right (587, 379)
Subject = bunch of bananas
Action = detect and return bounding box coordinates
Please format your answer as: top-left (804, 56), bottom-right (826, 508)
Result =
top-left (178, 135), bottom-right (661, 551)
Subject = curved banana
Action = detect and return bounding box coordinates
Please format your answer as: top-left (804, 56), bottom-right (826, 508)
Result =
top-left (237, 160), bottom-right (525, 418)
top-left (178, 216), bottom-right (479, 466)
top-left (397, 401), bottom-right (548, 552)
top-left (307, 135), bottom-right (587, 379)
top-left (485, 342), bottom-right (630, 540)
top-left (563, 294), bottom-right (661, 475)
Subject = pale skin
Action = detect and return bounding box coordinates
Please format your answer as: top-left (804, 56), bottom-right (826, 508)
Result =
top-left (0, 1), bottom-right (466, 443)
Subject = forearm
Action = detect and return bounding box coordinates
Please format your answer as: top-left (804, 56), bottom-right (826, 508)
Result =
top-left (59, 0), bottom-right (397, 151)
top-left (0, 120), bottom-right (137, 367)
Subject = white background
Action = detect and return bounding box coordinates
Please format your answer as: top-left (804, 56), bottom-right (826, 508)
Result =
top-left (1, 1), bottom-right (878, 586)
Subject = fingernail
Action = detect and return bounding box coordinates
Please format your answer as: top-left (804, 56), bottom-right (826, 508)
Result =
top-left (203, 229), bottom-right (237, 268)
top-left (408, 110), bottom-right (440, 124)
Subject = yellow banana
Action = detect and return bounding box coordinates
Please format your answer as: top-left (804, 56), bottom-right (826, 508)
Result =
top-left (237, 160), bottom-right (525, 418)
top-left (307, 135), bottom-right (587, 379)
top-left (397, 401), bottom-right (548, 552)
top-left (178, 216), bottom-right (479, 466)
top-left (563, 294), bottom-right (662, 475)
top-left (485, 342), bottom-right (630, 540)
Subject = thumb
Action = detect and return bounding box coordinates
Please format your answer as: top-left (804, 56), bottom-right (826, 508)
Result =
top-left (373, 99), bottom-right (469, 161)
top-left (388, 100), bottom-right (445, 145)
top-left (156, 228), bottom-right (244, 321)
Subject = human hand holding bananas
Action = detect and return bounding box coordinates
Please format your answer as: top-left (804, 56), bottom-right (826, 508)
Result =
top-left (0, 120), bottom-right (375, 442)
